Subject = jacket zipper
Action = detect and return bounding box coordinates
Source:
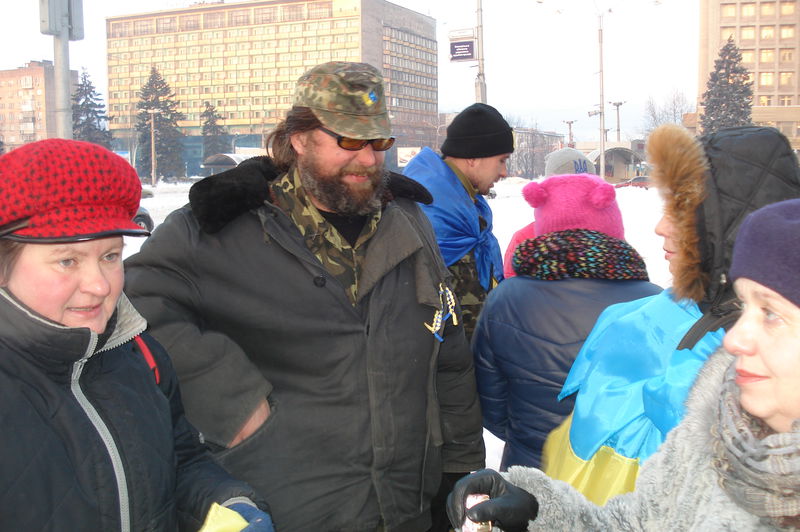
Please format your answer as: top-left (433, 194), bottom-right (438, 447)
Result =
top-left (70, 335), bottom-right (131, 532)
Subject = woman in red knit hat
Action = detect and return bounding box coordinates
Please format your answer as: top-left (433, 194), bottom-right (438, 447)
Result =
top-left (0, 139), bottom-right (273, 531)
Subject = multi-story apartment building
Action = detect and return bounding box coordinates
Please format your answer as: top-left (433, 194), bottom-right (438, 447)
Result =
top-left (698, 0), bottom-right (799, 149)
top-left (0, 61), bottom-right (78, 152)
top-left (106, 0), bottom-right (438, 172)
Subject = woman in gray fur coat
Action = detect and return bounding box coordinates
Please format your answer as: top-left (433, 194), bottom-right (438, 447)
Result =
top-left (447, 198), bottom-right (800, 531)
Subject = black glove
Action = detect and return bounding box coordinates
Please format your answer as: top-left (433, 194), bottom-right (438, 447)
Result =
top-left (446, 469), bottom-right (539, 532)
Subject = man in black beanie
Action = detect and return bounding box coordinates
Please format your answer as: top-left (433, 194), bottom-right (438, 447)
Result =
top-left (404, 103), bottom-right (513, 340)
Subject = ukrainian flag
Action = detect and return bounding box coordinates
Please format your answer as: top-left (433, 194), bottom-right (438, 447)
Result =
top-left (541, 290), bottom-right (725, 505)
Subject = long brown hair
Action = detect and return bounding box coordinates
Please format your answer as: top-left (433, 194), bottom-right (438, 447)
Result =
top-left (0, 239), bottom-right (25, 285)
top-left (266, 106), bottom-right (322, 172)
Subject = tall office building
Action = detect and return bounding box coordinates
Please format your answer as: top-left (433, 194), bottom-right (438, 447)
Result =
top-left (106, 0), bottom-right (438, 172)
top-left (698, 0), bottom-right (799, 149)
top-left (0, 61), bottom-right (78, 152)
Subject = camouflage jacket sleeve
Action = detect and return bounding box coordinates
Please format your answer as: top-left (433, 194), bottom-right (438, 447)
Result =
top-left (447, 250), bottom-right (490, 341)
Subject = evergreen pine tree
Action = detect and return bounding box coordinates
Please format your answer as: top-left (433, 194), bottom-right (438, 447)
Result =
top-left (135, 67), bottom-right (186, 182)
top-left (200, 101), bottom-right (228, 158)
top-left (71, 70), bottom-right (113, 149)
top-left (699, 36), bottom-right (753, 135)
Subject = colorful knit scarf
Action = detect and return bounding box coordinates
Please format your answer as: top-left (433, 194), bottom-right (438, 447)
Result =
top-left (512, 229), bottom-right (649, 281)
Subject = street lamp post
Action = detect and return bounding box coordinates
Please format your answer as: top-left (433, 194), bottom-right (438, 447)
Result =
top-left (610, 101), bottom-right (625, 141)
top-left (563, 120), bottom-right (576, 148)
top-left (147, 109), bottom-right (159, 186)
top-left (597, 13), bottom-right (606, 180)
top-left (475, 0), bottom-right (487, 103)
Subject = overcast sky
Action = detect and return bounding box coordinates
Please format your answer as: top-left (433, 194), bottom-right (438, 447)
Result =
top-left (1, 0), bottom-right (699, 142)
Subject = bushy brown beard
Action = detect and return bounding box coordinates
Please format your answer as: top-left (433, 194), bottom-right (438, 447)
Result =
top-left (297, 153), bottom-right (388, 216)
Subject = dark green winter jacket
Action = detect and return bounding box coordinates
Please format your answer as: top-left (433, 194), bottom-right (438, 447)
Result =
top-left (124, 158), bottom-right (485, 532)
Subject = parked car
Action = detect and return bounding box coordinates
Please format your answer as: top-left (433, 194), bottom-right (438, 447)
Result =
top-left (134, 206), bottom-right (154, 232)
top-left (614, 176), bottom-right (651, 189)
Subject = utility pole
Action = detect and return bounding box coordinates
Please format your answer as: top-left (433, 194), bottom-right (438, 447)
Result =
top-left (475, 0), bottom-right (487, 103)
top-left (40, 0), bottom-right (84, 139)
top-left (610, 101), bottom-right (625, 141)
top-left (563, 120), bottom-right (576, 147)
top-left (148, 109), bottom-right (159, 186)
top-left (597, 13), bottom-right (606, 180)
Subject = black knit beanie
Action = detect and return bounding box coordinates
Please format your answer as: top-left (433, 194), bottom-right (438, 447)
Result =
top-left (440, 103), bottom-right (514, 158)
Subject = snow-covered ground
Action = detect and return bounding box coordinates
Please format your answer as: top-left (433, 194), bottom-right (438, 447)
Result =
top-left (124, 177), bottom-right (669, 470)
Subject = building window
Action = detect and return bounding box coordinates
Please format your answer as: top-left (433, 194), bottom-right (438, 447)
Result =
top-left (741, 3), bottom-right (756, 16)
top-left (308, 1), bottom-right (332, 19)
top-left (156, 17), bottom-right (176, 33)
top-left (761, 49), bottom-right (775, 62)
top-left (760, 72), bottom-right (775, 87)
top-left (254, 7), bottom-right (277, 24)
top-left (780, 25), bottom-right (795, 39)
top-left (179, 15), bottom-right (200, 31)
top-left (761, 2), bottom-right (777, 15)
top-left (780, 2), bottom-right (796, 15)
top-left (229, 10), bottom-right (250, 26)
top-left (780, 48), bottom-right (794, 62)
top-left (759, 95), bottom-right (773, 105)
top-left (721, 27), bottom-right (736, 41)
top-left (741, 49), bottom-right (755, 62)
top-left (761, 26), bottom-right (775, 39)
top-left (779, 95), bottom-right (793, 105)
top-left (133, 19), bottom-right (154, 36)
top-left (204, 12), bottom-right (225, 29)
top-left (282, 5), bottom-right (304, 22)
top-left (779, 71), bottom-right (794, 86)
top-left (111, 22), bottom-right (132, 37)
top-left (741, 26), bottom-right (756, 39)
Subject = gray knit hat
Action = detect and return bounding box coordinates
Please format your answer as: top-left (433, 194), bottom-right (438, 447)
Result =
top-left (544, 147), bottom-right (596, 177)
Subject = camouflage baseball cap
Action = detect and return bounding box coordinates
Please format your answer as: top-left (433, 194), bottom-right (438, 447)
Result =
top-left (294, 61), bottom-right (391, 140)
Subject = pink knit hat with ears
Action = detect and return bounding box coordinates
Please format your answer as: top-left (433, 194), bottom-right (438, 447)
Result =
top-left (523, 173), bottom-right (625, 239)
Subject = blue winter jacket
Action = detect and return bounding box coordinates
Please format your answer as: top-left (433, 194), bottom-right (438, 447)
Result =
top-left (472, 276), bottom-right (661, 469)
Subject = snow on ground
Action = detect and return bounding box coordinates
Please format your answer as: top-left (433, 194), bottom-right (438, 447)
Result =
top-left (124, 177), bottom-right (670, 471)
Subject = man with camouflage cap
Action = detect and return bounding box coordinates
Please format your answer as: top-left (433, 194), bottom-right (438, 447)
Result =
top-left (125, 61), bottom-right (485, 532)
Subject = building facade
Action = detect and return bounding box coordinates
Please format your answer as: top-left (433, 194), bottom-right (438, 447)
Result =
top-left (106, 0), bottom-right (438, 173)
top-left (0, 61), bottom-right (78, 152)
top-left (698, 0), bottom-right (799, 148)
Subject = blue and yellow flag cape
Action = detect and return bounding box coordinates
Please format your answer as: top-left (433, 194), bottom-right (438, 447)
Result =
top-left (543, 290), bottom-right (725, 505)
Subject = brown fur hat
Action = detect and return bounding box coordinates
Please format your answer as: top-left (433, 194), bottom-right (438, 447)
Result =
top-left (646, 124), bottom-right (709, 302)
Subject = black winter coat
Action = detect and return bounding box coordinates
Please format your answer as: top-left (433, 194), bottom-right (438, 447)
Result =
top-left (0, 290), bottom-right (264, 531)
top-left (472, 276), bottom-right (661, 469)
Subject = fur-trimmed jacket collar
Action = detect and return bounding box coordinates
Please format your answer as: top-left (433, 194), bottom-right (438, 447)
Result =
top-left (647, 125), bottom-right (800, 307)
top-left (188, 156), bottom-right (433, 234)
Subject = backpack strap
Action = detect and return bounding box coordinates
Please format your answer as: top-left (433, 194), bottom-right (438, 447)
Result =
top-left (133, 334), bottom-right (161, 385)
top-left (676, 296), bottom-right (741, 350)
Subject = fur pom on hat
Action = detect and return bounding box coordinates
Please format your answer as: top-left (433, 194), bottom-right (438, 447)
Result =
top-left (522, 173), bottom-right (624, 240)
top-left (0, 139), bottom-right (147, 242)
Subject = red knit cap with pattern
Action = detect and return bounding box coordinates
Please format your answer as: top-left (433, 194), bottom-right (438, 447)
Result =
top-left (0, 139), bottom-right (147, 241)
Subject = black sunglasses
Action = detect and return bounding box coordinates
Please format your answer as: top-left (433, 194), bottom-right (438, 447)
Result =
top-left (318, 127), bottom-right (395, 152)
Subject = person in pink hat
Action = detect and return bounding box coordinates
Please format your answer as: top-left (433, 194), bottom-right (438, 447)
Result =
top-left (472, 173), bottom-right (660, 470)
top-left (501, 147), bottom-right (595, 279)
top-left (0, 139), bottom-right (272, 531)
